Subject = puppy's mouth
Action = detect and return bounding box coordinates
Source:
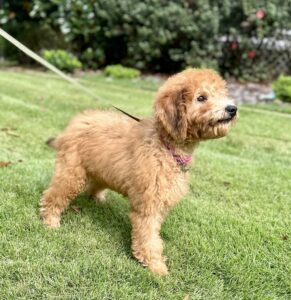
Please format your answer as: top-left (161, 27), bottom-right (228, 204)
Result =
top-left (217, 117), bottom-right (233, 124)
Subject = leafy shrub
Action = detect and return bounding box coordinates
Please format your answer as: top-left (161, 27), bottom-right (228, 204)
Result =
top-left (30, 0), bottom-right (291, 80)
top-left (42, 49), bottom-right (82, 73)
top-left (30, 0), bottom-right (223, 72)
top-left (219, 2), bottom-right (291, 82)
top-left (273, 76), bottom-right (291, 103)
top-left (81, 48), bottom-right (105, 70)
top-left (0, 1), bottom-right (66, 64)
top-left (2, 1), bottom-right (291, 81)
top-left (104, 64), bottom-right (140, 79)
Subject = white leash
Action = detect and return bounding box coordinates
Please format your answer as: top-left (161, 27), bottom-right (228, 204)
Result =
top-left (0, 28), bottom-right (100, 101)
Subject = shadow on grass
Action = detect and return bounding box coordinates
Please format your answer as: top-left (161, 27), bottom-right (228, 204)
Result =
top-left (72, 192), bottom-right (132, 256)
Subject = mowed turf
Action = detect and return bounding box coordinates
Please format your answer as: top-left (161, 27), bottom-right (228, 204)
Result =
top-left (0, 69), bottom-right (290, 300)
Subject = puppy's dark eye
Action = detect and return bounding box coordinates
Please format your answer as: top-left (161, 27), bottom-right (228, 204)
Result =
top-left (197, 95), bottom-right (207, 102)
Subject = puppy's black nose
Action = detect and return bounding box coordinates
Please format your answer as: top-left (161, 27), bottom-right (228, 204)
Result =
top-left (225, 105), bottom-right (237, 117)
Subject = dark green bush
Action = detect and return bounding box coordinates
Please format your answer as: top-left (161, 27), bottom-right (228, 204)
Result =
top-left (2, 0), bottom-right (291, 81)
top-left (42, 49), bottom-right (82, 73)
top-left (30, 0), bottom-right (223, 72)
top-left (31, 0), bottom-right (291, 81)
top-left (273, 76), bottom-right (291, 103)
top-left (104, 64), bottom-right (140, 79)
top-left (0, 1), bottom-right (66, 64)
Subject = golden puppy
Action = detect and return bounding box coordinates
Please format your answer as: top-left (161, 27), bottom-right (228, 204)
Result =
top-left (40, 69), bottom-right (237, 275)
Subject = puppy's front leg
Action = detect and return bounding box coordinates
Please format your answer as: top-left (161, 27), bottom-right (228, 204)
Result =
top-left (130, 210), bottom-right (168, 275)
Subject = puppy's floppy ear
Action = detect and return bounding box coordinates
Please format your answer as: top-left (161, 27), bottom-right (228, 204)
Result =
top-left (155, 87), bottom-right (189, 141)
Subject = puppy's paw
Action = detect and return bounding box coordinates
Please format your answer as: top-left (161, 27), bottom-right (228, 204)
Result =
top-left (148, 260), bottom-right (169, 276)
top-left (41, 214), bottom-right (61, 228)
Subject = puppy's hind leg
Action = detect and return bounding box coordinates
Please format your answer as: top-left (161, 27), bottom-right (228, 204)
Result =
top-left (40, 153), bottom-right (87, 228)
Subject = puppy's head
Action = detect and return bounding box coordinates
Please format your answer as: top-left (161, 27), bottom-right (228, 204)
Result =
top-left (154, 68), bottom-right (237, 142)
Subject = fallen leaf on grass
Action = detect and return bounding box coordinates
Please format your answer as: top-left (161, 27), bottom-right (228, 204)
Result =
top-left (182, 295), bottom-right (190, 300)
top-left (1, 127), bottom-right (20, 137)
top-left (0, 161), bottom-right (12, 167)
top-left (71, 205), bottom-right (82, 214)
top-left (1, 127), bottom-right (14, 131)
top-left (6, 131), bottom-right (20, 137)
top-left (282, 235), bottom-right (288, 241)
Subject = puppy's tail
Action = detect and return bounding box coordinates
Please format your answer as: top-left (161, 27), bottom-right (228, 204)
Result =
top-left (46, 137), bottom-right (58, 150)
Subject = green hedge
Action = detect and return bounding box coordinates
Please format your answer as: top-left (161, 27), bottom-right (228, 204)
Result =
top-left (0, 1), bottom-right (66, 64)
top-left (104, 64), bottom-right (140, 79)
top-left (42, 49), bottom-right (82, 73)
top-left (2, 1), bottom-right (291, 81)
top-left (273, 76), bottom-right (291, 103)
top-left (31, 0), bottom-right (222, 72)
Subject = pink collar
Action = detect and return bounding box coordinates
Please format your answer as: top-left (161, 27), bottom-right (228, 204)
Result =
top-left (164, 143), bottom-right (192, 172)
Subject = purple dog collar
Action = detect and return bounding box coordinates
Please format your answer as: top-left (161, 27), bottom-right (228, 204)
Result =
top-left (164, 143), bottom-right (192, 172)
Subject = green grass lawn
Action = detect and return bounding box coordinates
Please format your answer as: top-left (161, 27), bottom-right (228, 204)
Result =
top-left (243, 102), bottom-right (291, 115)
top-left (0, 69), bottom-right (290, 300)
